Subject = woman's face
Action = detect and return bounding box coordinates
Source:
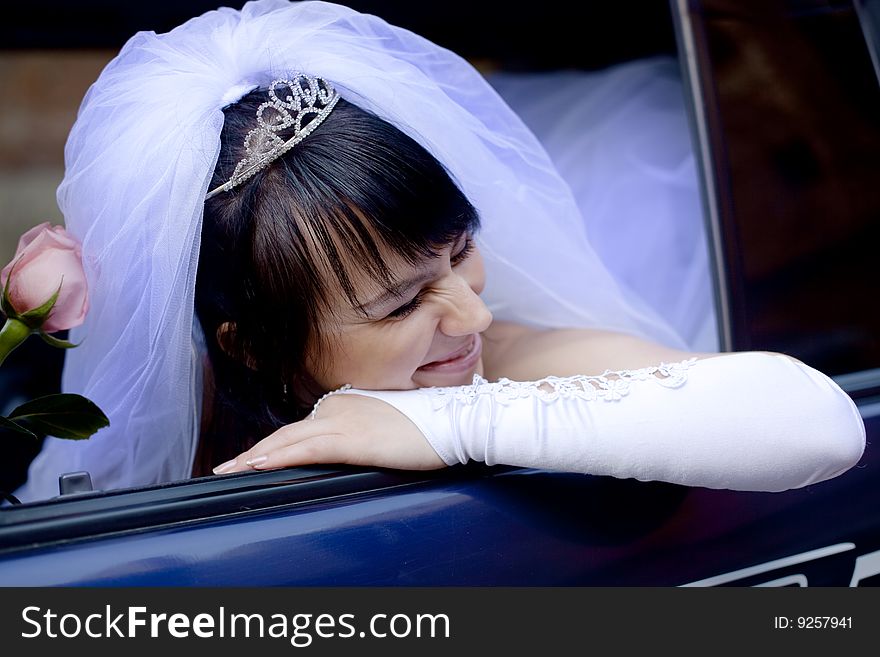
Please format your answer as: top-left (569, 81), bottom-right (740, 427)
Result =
top-left (309, 231), bottom-right (493, 391)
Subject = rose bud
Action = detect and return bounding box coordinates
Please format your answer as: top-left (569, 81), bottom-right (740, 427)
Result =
top-left (1, 222), bottom-right (89, 332)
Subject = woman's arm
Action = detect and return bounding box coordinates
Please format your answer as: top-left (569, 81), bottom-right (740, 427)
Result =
top-left (481, 320), bottom-right (708, 381)
top-left (217, 328), bottom-right (865, 492)
top-left (329, 351), bottom-right (865, 491)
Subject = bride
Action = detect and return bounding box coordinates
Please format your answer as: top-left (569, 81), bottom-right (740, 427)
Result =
top-left (14, 0), bottom-right (864, 502)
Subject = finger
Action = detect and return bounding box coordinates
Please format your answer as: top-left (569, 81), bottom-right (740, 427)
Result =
top-left (249, 432), bottom-right (361, 471)
top-left (212, 418), bottom-right (335, 474)
top-left (250, 417), bottom-right (335, 454)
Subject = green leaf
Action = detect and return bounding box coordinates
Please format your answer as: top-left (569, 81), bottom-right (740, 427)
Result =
top-left (19, 282), bottom-right (60, 328)
top-left (9, 393), bottom-right (110, 440)
top-left (39, 331), bottom-right (78, 349)
top-left (0, 415), bottom-right (37, 439)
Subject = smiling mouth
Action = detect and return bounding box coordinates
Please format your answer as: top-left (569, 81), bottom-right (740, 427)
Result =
top-left (417, 334), bottom-right (482, 372)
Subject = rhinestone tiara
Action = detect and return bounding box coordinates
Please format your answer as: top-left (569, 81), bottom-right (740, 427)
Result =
top-left (206, 75), bottom-right (340, 200)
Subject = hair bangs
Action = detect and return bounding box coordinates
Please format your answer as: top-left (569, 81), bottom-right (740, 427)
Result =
top-left (279, 100), bottom-right (482, 315)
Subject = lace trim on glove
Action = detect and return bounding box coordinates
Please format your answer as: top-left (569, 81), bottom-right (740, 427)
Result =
top-left (310, 383), bottom-right (353, 419)
top-left (424, 357), bottom-right (698, 409)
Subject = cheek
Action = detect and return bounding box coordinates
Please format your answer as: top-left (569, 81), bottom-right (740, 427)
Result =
top-left (312, 320), bottom-right (436, 389)
top-left (374, 319), bottom-right (438, 378)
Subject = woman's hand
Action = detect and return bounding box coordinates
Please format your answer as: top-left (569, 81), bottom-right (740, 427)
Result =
top-left (213, 393), bottom-right (446, 475)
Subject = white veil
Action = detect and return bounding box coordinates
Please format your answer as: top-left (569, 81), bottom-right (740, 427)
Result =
top-left (488, 60), bottom-right (718, 352)
top-left (16, 0), bottom-right (694, 502)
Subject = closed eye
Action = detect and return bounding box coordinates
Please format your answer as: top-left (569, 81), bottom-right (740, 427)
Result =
top-left (385, 291), bottom-right (424, 319)
top-left (451, 236), bottom-right (474, 266)
top-left (384, 234), bottom-right (473, 320)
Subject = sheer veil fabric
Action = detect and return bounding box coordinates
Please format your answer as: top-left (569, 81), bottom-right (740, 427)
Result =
top-left (488, 60), bottom-right (718, 352)
top-left (16, 0), bottom-right (709, 502)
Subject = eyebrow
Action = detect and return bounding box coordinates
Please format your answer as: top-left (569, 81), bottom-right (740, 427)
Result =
top-left (359, 268), bottom-right (437, 315)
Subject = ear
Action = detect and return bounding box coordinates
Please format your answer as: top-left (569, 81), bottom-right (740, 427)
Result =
top-left (216, 321), bottom-right (258, 370)
top-left (215, 321), bottom-right (237, 356)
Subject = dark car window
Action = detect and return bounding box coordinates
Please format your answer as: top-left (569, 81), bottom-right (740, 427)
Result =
top-left (674, 0), bottom-right (880, 389)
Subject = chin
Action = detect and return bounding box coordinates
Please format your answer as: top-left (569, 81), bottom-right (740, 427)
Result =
top-left (415, 374), bottom-right (474, 388)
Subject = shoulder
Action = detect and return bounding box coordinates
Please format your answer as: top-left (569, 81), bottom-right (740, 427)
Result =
top-left (480, 321), bottom-right (703, 381)
top-left (479, 320), bottom-right (538, 380)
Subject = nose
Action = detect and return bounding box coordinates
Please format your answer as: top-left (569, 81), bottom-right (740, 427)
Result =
top-left (438, 273), bottom-right (493, 337)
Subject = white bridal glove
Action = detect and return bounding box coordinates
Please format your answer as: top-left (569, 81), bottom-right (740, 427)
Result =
top-left (337, 353), bottom-right (865, 492)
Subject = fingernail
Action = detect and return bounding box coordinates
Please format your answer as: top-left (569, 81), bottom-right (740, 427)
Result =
top-left (213, 459), bottom-right (237, 475)
top-left (245, 455), bottom-right (268, 467)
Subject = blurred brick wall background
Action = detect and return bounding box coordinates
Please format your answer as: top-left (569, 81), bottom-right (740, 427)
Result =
top-left (0, 51), bottom-right (114, 267)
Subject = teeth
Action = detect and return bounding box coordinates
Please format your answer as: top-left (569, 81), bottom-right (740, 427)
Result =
top-left (425, 337), bottom-right (473, 367)
top-left (443, 339), bottom-right (472, 362)
top-left (438, 350), bottom-right (464, 364)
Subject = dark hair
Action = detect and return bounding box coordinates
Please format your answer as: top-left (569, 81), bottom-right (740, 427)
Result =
top-left (193, 91), bottom-right (480, 475)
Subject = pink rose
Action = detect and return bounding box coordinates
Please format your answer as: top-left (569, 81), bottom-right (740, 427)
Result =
top-left (1, 222), bottom-right (89, 332)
